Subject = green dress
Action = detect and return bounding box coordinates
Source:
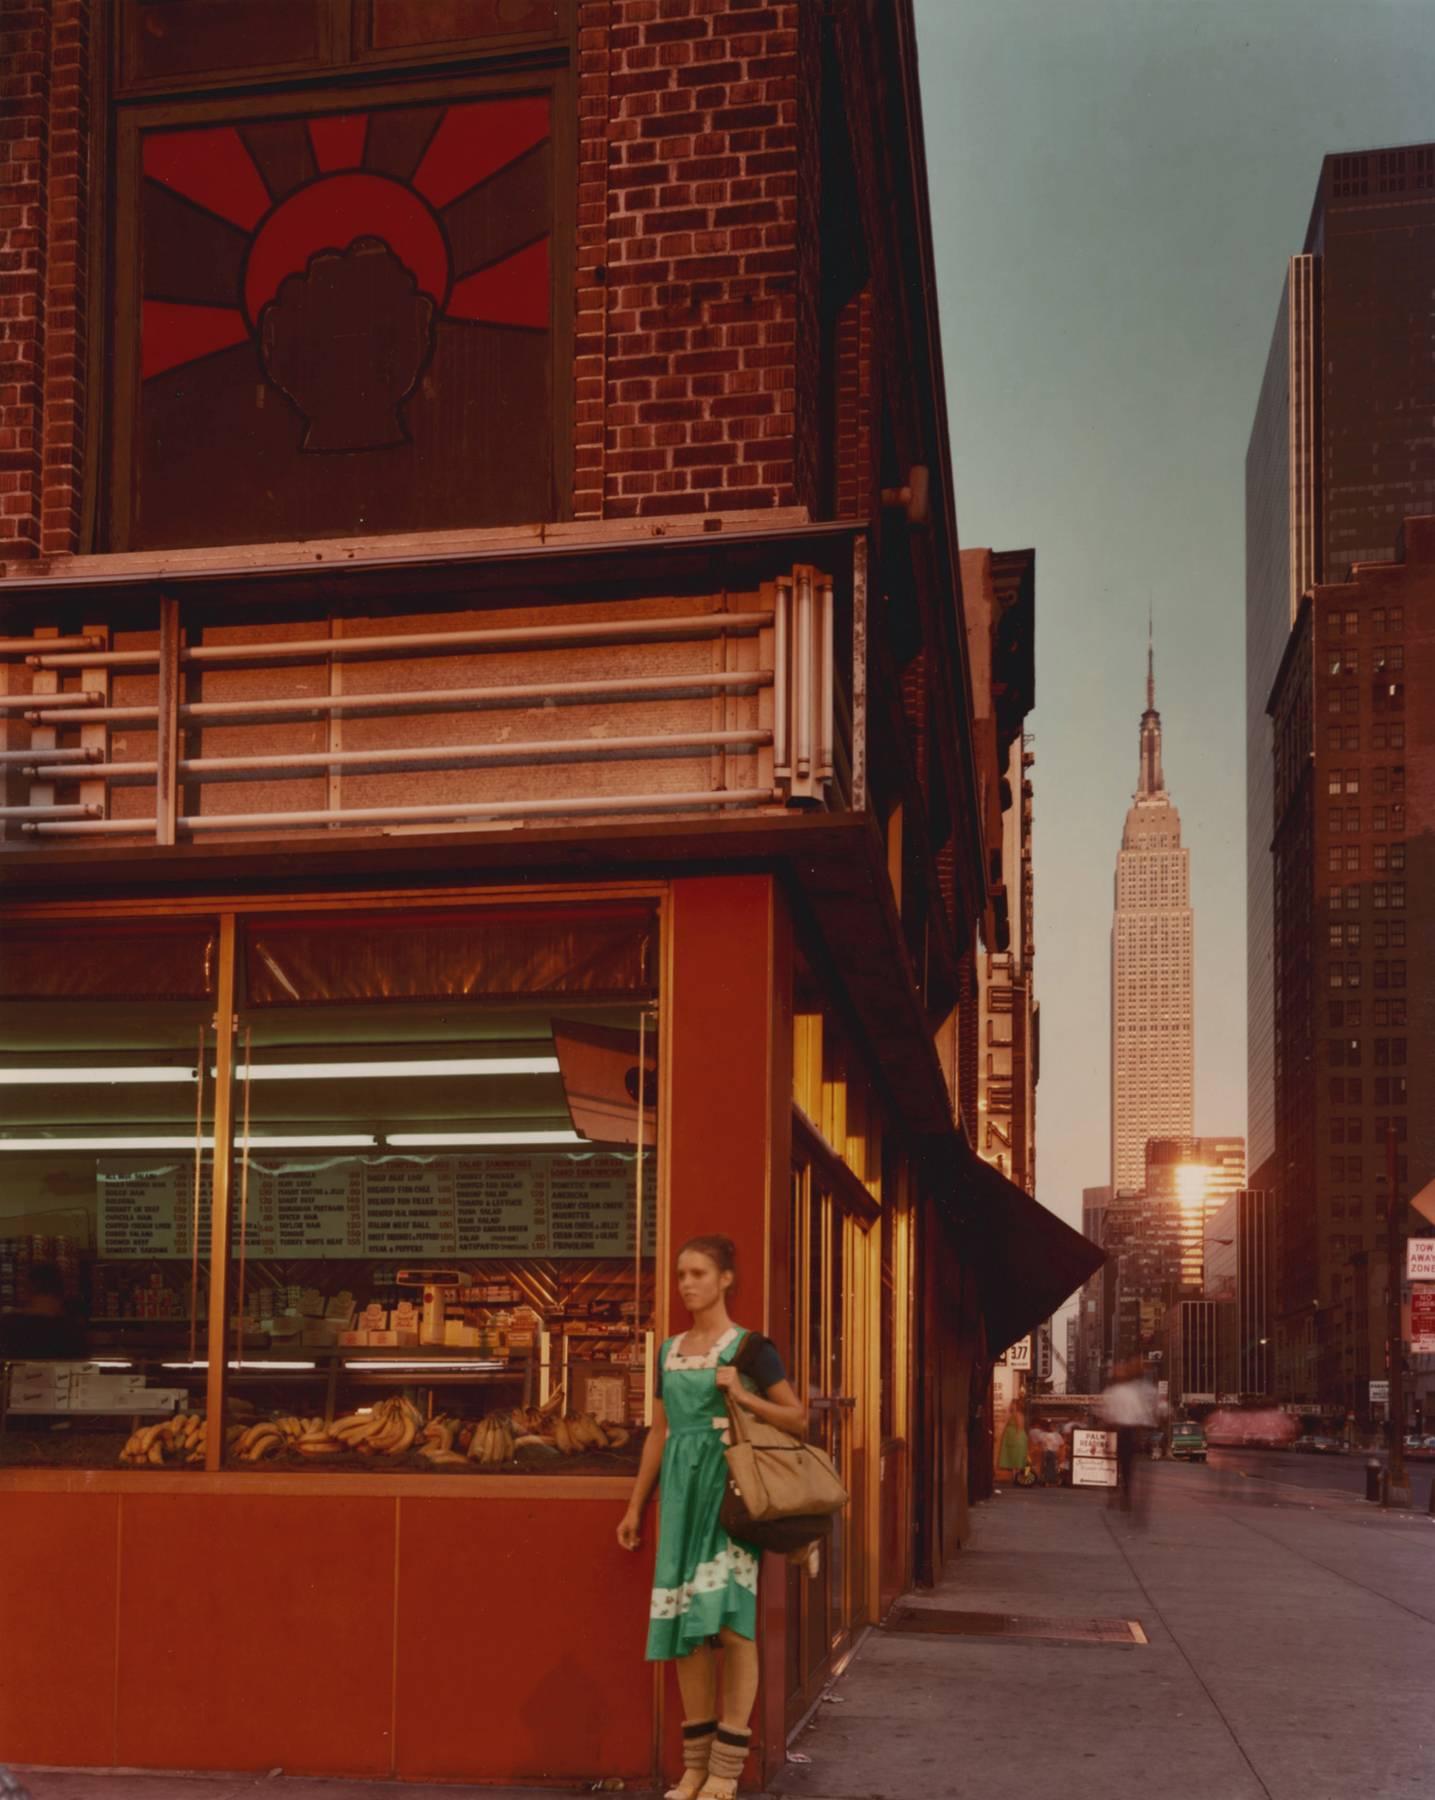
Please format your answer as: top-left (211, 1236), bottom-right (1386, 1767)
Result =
top-left (646, 1324), bottom-right (760, 1661)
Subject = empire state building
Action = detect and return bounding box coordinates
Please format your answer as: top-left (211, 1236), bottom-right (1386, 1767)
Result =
top-left (1110, 644), bottom-right (1194, 1192)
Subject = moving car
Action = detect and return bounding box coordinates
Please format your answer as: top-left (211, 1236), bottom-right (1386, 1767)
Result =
top-left (1169, 1420), bottom-right (1207, 1462)
top-left (1203, 1407), bottom-right (1299, 1449)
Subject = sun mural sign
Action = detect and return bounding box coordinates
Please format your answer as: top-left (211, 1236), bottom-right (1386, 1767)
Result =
top-left (127, 93), bottom-right (555, 549)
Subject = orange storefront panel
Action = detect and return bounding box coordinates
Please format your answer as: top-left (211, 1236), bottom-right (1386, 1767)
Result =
top-left (115, 1494), bottom-right (397, 1775)
top-left (394, 1495), bottom-right (653, 1781)
top-left (0, 1493), bottom-right (118, 1766)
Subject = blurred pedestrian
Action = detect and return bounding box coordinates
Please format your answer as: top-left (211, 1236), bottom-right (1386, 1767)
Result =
top-left (1099, 1359), bottom-right (1158, 1516)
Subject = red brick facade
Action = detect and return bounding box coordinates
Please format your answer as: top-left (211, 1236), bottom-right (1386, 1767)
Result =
top-left (574, 0), bottom-right (804, 521)
top-left (0, 4), bottom-right (889, 569)
top-left (0, 0), bottom-right (91, 563)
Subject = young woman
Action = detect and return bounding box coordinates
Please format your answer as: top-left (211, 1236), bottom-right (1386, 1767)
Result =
top-left (617, 1236), bottom-right (805, 1800)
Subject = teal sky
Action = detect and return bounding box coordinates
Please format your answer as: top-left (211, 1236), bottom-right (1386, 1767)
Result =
top-left (915, 0), bottom-right (1435, 1229)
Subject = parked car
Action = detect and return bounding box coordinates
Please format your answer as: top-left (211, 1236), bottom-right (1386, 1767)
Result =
top-left (1170, 1421), bottom-right (1207, 1462)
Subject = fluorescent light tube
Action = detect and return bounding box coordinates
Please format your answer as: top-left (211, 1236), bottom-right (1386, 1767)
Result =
top-left (239, 1056), bottom-right (561, 1081)
top-left (386, 1129), bottom-right (586, 1147)
top-left (342, 1359), bottom-right (509, 1372)
top-left (159, 1360), bottom-right (317, 1371)
top-left (0, 1067), bottom-right (197, 1085)
top-left (0, 1134), bottom-right (377, 1152)
top-left (0, 1056), bottom-right (559, 1086)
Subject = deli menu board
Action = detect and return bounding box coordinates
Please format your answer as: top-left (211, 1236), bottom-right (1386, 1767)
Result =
top-left (98, 1153), bottom-right (659, 1261)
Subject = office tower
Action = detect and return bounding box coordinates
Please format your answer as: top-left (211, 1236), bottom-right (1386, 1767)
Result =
top-left (1250, 144), bottom-right (1435, 1417)
top-left (1246, 145), bottom-right (1435, 1182)
top-left (1266, 523), bottom-right (1434, 1415)
top-left (1110, 641), bottom-right (1195, 1193)
top-left (1145, 1136), bottom-right (1247, 1292)
top-left (1205, 1189), bottom-right (1274, 1400)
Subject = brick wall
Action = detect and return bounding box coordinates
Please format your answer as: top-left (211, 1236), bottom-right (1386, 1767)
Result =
top-left (0, 1), bottom-right (50, 560)
top-left (0, 0), bottom-right (90, 563)
top-left (573, 0), bottom-right (803, 521)
top-left (3, 3), bottom-right (816, 556)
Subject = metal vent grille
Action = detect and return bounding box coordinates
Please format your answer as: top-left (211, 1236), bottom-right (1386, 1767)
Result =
top-left (885, 1608), bottom-right (1147, 1646)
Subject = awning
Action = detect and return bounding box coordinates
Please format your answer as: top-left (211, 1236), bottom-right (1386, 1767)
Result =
top-left (942, 1131), bottom-right (1105, 1360)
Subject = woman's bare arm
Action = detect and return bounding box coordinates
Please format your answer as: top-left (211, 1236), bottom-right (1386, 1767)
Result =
top-left (617, 1399), bottom-right (667, 1549)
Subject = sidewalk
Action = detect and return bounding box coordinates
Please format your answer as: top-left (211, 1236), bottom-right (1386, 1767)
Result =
top-left (778, 1463), bottom-right (1435, 1800)
top-left (16, 1464), bottom-right (1435, 1800)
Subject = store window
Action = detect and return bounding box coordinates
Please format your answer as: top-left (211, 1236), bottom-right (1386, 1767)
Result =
top-left (1, 899), bottom-right (659, 1478)
top-left (108, 5), bottom-right (572, 550)
top-left (218, 904), bottom-right (658, 1475)
top-left (0, 919), bottom-right (220, 1471)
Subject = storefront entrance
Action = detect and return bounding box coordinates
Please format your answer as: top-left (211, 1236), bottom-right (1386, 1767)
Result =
top-left (784, 1155), bottom-right (875, 1727)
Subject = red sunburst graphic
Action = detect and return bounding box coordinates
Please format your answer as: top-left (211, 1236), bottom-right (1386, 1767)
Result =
top-left (141, 97), bottom-right (551, 394)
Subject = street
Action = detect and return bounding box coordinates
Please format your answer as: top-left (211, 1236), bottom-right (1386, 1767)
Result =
top-left (778, 1461), bottom-right (1435, 1800)
top-left (1207, 1444), bottom-right (1435, 1512)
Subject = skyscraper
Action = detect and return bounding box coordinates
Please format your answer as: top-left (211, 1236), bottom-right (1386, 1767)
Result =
top-left (1246, 144), bottom-right (1435, 1183)
top-left (1110, 641), bottom-right (1195, 1193)
top-left (1248, 142), bottom-right (1435, 1414)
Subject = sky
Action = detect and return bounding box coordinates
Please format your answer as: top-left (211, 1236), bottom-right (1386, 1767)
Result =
top-left (914, 0), bottom-right (1435, 1231)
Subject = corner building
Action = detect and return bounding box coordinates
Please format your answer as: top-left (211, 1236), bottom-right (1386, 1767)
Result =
top-left (0, 3), bottom-right (1097, 1787)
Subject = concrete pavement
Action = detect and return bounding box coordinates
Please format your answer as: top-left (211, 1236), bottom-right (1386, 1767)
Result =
top-left (778, 1462), bottom-right (1435, 1800)
top-left (15, 1463), bottom-right (1435, 1800)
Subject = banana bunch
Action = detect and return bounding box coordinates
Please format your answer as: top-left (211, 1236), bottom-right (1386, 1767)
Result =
top-left (552, 1411), bottom-right (631, 1455)
top-left (232, 1414), bottom-right (342, 1461)
top-left (468, 1412), bottom-right (516, 1465)
top-left (329, 1395), bottom-right (424, 1457)
top-left (419, 1414), bottom-right (468, 1467)
top-left (119, 1411), bottom-right (208, 1466)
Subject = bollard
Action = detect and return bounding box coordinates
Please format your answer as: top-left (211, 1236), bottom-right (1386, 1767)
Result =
top-left (1365, 1459), bottom-right (1381, 1503)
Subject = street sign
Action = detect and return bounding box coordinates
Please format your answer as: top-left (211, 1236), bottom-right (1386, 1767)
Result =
top-left (1408, 1238), bottom-right (1435, 1281)
top-left (1072, 1427), bottom-right (1118, 1487)
top-left (1411, 1288), bottom-right (1435, 1357)
top-left (1006, 1337), bottom-right (1032, 1371)
top-left (1369, 1379), bottom-right (1389, 1405)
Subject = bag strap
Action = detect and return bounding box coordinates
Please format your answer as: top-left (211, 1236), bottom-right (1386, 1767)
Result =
top-left (724, 1387), bottom-right (754, 1445)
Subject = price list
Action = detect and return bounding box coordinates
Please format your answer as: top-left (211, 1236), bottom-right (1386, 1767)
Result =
top-left (98, 1151), bottom-right (658, 1260)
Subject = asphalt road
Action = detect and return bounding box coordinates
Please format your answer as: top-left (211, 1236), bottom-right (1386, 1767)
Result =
top-left (1205, 1442), bottom-right (1435, 1510)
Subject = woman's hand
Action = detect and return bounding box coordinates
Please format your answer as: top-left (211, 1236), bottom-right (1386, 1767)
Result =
top-left (714, 1366), bottom-right (752, 1407)
top-left (617, 1508), bottom-right (642, 1551)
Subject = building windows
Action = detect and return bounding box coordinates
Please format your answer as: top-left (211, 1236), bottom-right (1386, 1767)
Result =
top-left (1373, 998), bottom-right (1407, 1027)
top-left (1371, 723), bottom-right (1405, 750)
top-left (1344, 884), bottom-right (1360, 911)
top-left (1389, 882), bottom-right (1405, 910)
top-left (1372, 921), bottom-right (1405, 950)
top-left (1373, 645), bottom-right (1403, 674)
top-left (1372, 681), bottom-right (1404, 713)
